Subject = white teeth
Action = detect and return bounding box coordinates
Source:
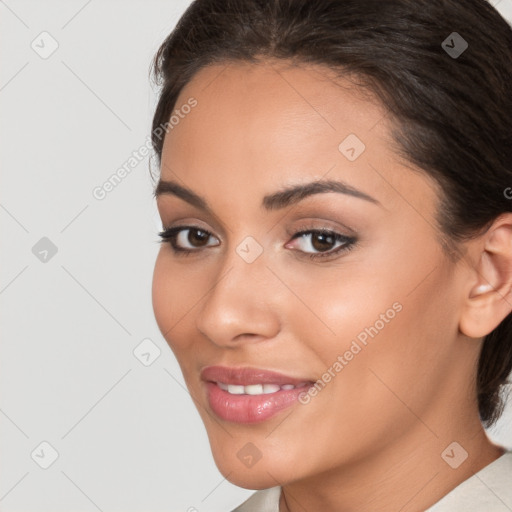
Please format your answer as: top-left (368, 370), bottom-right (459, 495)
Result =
top-left (245, 384), bottom-right (263, 395)
top-left (227, 384), bottom-right (245, 394)
top-left (216, 382), bottom-right (296, 395)
top-left (263, 384), bottom-right (281, 394)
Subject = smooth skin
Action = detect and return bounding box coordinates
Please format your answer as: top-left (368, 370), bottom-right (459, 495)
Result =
top-left (152, 59), bottom-right (511, 512)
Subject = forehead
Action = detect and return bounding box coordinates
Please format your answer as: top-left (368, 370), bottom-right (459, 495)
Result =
top-left (159, 59), bottom-right (439, 220)
top-left (164, 59), bottom-right (389, 160)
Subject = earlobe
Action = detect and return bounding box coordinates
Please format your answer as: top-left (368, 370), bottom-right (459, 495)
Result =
top-left (459, 217), bottom-right (512, 339)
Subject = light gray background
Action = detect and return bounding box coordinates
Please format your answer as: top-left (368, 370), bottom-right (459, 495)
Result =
top-left (1, 1), bottom-right (512, 511)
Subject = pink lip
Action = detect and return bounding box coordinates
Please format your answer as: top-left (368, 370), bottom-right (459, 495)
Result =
top-left (201, 366), bottom-right (315, 424)
top-left (200, 365), bottom-right (313, 386)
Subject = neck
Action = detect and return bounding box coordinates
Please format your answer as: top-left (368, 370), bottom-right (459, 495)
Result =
top-left (279, 413), bottom-right (505, 512)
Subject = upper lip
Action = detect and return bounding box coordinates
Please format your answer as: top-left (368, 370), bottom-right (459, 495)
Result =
top-left (201, 365), bottom-right (314, 386)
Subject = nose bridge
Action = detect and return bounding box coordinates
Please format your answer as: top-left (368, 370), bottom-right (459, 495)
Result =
top-left (195, 234), bottom-right (280, 345)
top-left (214, 230), bottom-right (271, 297)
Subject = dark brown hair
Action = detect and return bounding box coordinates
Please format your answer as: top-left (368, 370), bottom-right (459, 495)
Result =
top-left (150, 0), bottom-right (512, 427)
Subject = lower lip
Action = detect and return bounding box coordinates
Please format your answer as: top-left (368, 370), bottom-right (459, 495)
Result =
top-left (205, 381), bottom-right (313, 424)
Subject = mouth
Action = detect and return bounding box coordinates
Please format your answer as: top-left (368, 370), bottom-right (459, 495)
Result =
top-left (201, 365), bottom-right (315, 387)
top-left (201, 365), bottom-right (316, 423)
top-left (213, 381), bottom-right (312, 395)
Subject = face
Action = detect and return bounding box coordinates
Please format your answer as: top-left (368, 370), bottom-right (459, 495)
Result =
top-left (152, 60), bottom-right (475, 489)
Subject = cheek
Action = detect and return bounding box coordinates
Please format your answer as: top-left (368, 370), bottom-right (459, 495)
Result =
top-left (281, 233), bottom-right (455, 419)
top-left (152, 251), bottom-right (194, 351)
top-left (273, 255), bottom-right (403, 365)
top-left (151, 251), bottom-right (171, 336)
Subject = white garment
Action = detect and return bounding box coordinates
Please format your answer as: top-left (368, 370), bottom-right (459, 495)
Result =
top-left (231, 449), bottom-right (512, 512)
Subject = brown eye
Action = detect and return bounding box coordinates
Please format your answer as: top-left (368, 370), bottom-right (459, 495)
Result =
top-left (287, 229), bottom-right (356, 260)
top-left (185, 228), bottom-right (210, 247)
top-left (310, 232), bottom-right (337, 252)
top-left (158, 226), bottom-right (220, 253)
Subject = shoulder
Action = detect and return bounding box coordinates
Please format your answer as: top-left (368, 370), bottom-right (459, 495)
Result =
top-left (230, 486), bottom-right (281, 512)
top-left (426, 449), bottom-right (512, 511)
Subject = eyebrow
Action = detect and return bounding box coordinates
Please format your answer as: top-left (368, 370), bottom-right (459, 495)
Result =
top-left (154, 178), bottom-right (381, 213)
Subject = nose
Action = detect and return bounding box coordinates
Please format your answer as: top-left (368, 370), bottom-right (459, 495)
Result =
top-left (194, 244), bottom-right (281, 347)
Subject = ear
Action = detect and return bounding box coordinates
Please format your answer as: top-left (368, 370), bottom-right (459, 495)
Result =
top-left (459, 214), bottom-right (512, 339)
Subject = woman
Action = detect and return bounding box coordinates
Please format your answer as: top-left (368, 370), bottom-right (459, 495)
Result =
top-left (150, 0), bottom-right (512, 510)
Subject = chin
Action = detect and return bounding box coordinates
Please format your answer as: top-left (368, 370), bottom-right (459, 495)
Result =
top-left (210, 450), bottom-right (290, 489)
top-left (224, 469), bottom-right (282, 490)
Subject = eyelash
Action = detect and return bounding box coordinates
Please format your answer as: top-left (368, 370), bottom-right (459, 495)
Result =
top-left (157, 225), bottom-right (357, 261)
